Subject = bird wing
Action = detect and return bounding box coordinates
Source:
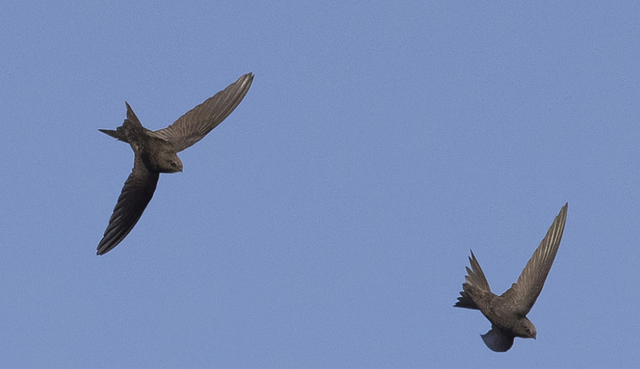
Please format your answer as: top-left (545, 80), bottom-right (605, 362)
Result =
top-left (97, 155), bottom-right (160, 255)
top-left (500, 203), bottom-right (568, 315)
top-left (151, 73), bottom-right (253, 152)
top-left (481, 325), bottom-right (515, 352)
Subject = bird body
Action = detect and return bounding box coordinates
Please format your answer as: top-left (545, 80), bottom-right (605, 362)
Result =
top-left (455, 203), bottom-right (568, 352)
top-left (96, 73), bottom-right (254, 255)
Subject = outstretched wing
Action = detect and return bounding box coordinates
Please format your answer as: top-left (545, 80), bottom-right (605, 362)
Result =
top-left (151, 73), bottom-right (253, 152)
top-left (97, 155), bottom-right (160, 255)
top-left (500, 203), bottom-right (568, 315)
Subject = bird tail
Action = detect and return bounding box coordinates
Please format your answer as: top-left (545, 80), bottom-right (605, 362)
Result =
top-left (454, 250), bottom-right (492, 310)
top-left (99, 128), bottom-right (126, 141)
top-left (99, 102), bottom-right (144, 143)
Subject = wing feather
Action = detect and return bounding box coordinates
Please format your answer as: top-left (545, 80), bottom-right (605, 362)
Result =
top-left (151, 73), bottom-right (253, 152)
top-left (500, 203), bottom-right (568, 315)
top-left (97, 155), bottom-right (159, 255)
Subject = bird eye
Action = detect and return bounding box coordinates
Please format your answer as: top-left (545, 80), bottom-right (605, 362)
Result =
top-left (170, 161), bottom-right (176, 167)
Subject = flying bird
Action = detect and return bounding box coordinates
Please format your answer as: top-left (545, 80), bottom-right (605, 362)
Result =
top-left (454, 203), bottom-right (568, 352)
top-left (96, 73), bottom-right (254, 255)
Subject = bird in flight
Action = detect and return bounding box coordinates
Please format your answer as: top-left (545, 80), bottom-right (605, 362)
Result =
top-left (454, 203), bottom-right (568, 352)
top-left (96, 73), bottom-right (254, 255)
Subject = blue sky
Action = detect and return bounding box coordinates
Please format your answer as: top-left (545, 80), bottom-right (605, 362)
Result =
top-left (1, 1), bottom-right (639, 367)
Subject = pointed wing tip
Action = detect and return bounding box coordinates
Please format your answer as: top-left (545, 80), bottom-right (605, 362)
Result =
top-left (555, 202), bottom-right (569, 227)
top-left (96, 240), bottom-right (114, 255)
top-left (97, 235), bottom-right (124, 255)
top-left (238, 72), bottom-right (255, 89)
top-left (555, 202), bottom-right (568, 216)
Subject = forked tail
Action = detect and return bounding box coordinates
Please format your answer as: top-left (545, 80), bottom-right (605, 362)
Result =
top-left (99, 102), bottom-right (144, 143)
top-left (454, 250), bottom-right (492, 310)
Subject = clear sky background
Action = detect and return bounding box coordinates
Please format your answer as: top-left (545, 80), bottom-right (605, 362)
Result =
top-left (1, 1), bottom-right (638, 368)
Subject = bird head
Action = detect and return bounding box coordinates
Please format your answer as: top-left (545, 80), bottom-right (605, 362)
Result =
top-left (155, 152), bottom-right (183, 173)
top-left (166, 154), bottom-right (183, 173)
top-left (515, 317), bottom-right (537, 339)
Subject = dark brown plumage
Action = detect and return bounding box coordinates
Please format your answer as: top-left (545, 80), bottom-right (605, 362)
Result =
top-left (96, 73), bottom-right (254, 255)
top-left (454, 203), bottom-right (568, 352)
